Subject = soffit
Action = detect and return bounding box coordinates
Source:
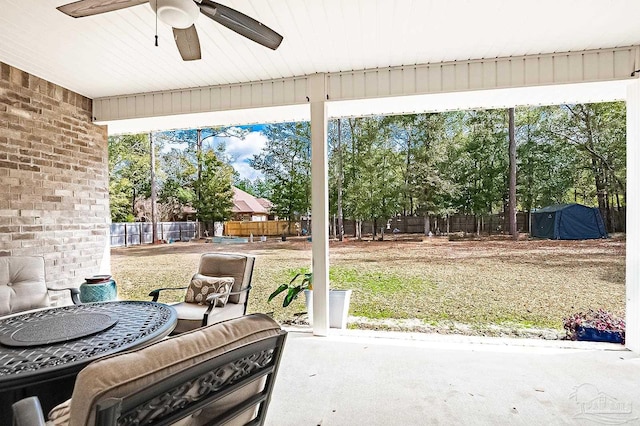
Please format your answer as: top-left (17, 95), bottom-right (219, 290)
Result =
top-left (1, 0), bottom-right (640, 99)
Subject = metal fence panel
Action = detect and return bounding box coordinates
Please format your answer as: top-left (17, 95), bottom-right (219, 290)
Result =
top-left (110, 222), bottom-right (198, 247)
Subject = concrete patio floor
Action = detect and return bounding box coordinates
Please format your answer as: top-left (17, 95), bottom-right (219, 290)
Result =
top-left (265, 329), bottom-right (640, 425)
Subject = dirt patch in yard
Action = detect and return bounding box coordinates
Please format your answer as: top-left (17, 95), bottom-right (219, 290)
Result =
top-left (111, 234), bottom-right (625, 339)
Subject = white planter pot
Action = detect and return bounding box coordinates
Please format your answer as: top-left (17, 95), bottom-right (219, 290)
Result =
top-left (304, 289), bottom-right (352, 329)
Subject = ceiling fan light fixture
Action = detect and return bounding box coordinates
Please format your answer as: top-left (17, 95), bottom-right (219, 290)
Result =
top-left (150, 0), bottom-right (199, 29)
top-left (57, 0), bottom-right (284, 58)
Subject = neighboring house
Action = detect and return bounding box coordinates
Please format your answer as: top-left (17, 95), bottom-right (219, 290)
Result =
top-left (232, 187), bottom-right (270, 221)
top-left (132, 187), bottom-right (271, 222)
top-left (179, 205), bottom-right (197, 222)
top-left (256, 198), bottom-right (277, 220)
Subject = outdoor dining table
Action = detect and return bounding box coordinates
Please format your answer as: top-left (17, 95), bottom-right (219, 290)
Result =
top-left (0, 300), bottom-right (177, 424)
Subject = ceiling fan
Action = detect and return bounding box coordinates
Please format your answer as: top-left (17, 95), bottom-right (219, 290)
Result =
top-left (56, 0), bottom-right (283, 61)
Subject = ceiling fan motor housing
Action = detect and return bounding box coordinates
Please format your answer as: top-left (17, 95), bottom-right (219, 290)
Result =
top-left (150, 0), bottom-right (200, 29)
top-left (56, 0), bottom-right (282, 55)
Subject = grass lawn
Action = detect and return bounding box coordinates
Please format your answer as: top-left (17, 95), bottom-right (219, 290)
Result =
top-left (110, 234), bottom-right (625, 338)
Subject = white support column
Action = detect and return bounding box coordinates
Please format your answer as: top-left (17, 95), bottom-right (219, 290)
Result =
top-left (309, 74), bottom-right (330, 336)
top-left (626, 79), bottom-right (640, 352)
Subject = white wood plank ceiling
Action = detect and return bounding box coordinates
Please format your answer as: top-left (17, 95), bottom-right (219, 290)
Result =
top-left (1, 0), bottom-right (640, 100)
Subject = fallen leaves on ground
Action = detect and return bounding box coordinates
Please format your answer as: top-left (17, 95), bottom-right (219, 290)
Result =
top-left (111, 234), bottom-right (625, 338)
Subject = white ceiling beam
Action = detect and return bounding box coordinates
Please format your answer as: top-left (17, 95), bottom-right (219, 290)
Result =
top-left (95, 45), bottom-right (639, 133)
top-left (327, 46), bottom-right (637, 100)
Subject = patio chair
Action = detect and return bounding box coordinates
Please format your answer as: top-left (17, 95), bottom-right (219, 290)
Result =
top-left (12, 313), bottom-right (287, 426)
top-left (0, 256), bottom-right (79, 316)
top-left (149, 252), bottom-right (255, 334)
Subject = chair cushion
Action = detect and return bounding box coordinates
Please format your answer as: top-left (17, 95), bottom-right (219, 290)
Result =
top-left (197, 254), bottom-right (254, 304)
top-left (0, 256), bottom-right (49, 316)
top-left (46, 399), bottom-right (70, 426)
top-left (69, 314), bottom-right (282, 426)
top-left (171, 302), bottom-right (246, 334)
top-left (185, 274), bottom-right (234, 306)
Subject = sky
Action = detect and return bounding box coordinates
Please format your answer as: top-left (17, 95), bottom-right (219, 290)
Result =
top-left (223, 129), bottom-right (267, 181)
top-left (161, 125), bottom-right (268, 181)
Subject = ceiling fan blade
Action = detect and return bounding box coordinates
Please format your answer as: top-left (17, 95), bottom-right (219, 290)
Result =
top-left (198, 1), bottom-right (283, 50)
top-left (57, 0), bottom-right (148, 18)
top-left (173, 25), bottom-right (202, 61)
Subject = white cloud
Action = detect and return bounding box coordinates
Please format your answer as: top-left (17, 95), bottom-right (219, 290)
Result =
top-left (233, 161), bottom-right (262, 181)
top-left (224, 131), bottom-right (266, 160)
top-left (221, 131), bottom-right (267, 181)
top-left (158, 128), bottom-right (267, 181)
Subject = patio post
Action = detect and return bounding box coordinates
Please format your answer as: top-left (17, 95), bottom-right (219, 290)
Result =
top-left (309, 73), bottom-right (330, 336)
top-left (626, 79), bottom-right (640, 352)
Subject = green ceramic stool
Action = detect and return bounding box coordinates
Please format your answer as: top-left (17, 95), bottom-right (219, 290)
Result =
top-left (79, 275), bottom-right (117, 303)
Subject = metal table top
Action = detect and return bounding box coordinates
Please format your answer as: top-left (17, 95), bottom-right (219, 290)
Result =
top-left (0, 301), bottom-right (177, 390)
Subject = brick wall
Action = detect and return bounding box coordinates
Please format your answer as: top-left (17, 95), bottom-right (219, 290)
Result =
top-left (0, 62), bottom-right (110, 293)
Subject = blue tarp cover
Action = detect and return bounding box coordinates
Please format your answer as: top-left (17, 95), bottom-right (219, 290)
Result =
top-left (531, 203), bottom-right (607, 240)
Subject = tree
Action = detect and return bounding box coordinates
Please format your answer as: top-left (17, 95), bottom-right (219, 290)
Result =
top-left (192, 150), bottom-right (234, 227)
top-left (341, 117), bottom-right (378, 238)
top-left (386, 113), bottom-right (457, 235)
top-left (328, 119), bottom-right (345, 240)
top-left (250, 122), bottom-right (311, 221)
top-left (106, 103), bottom-right (626, 238)
top-left (332, 116), bottom-right (404, 238)
top-left (234, 178), bottom-right (257, 196)
top-left (516, 107), bottom-right (578, 231)
top-left (454, 109), bottom-right (509, 234)
top-left (108, 134), bottom-right (152, 222)
top-left (545, 102), bottom-right (626, 231)
top-left (360, 118), bottom-right (403, 236)
top-left (158, 147), bottom-right (196, 221)
top-left (154, 127), bottom-right (247, 220)
top-left (508, 107), bottom-right (518, 239)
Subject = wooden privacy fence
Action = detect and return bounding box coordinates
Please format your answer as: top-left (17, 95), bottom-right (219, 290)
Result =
top-left (110, 222), bottom-right (199, 247)
top-left (225, 220), bottom-right (293, 237)
top-left (337, 209), bottom-right (625, 236)
top-left (336, 214), bottom-right (524, 236)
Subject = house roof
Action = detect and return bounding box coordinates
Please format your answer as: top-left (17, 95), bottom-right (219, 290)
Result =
top-left (256, 198), bottom-right (273, 211)
top-left (232, 187), bottom-right (269, 215)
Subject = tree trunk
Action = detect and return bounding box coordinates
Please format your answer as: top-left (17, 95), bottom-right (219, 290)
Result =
top-left (332, 214), bottom-right (337, 239)
top-left (150, 133), bottom-right (158, 243)
top-left (407, 132), bottom-right (415, 215)
top-left (582, 108), bottom-right (607, 213)
top-left (616, 192), bottom-right (622, 233)
top-left (489, 214), bottom-right (493, 236)
top-left (131, 188), bottom-right (137, 219)
top-left (424, 215), bottom-right (430, 236)
top-left (508, 107), bottom-right (518, 240)
top-left (609, 193), bottom-right (616, 232)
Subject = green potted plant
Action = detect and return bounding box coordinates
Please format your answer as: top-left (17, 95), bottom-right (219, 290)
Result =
top-left (268, 272), bottom-right (313, 308)
top-left (563, 309), bottom-right (625, 344)
top-left (268, 271), bottom-right (352, 329)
